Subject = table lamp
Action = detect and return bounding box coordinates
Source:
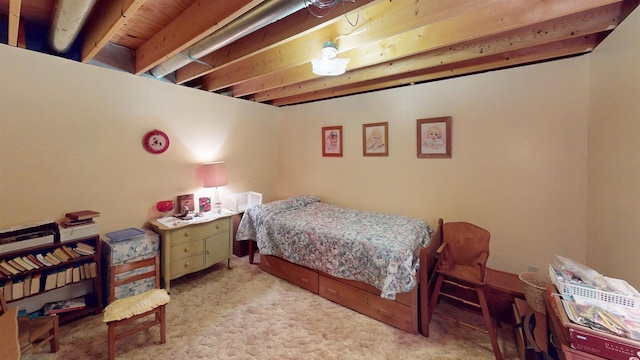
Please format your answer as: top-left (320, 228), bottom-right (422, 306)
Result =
top-left (202, 161), bottom-right (228, 213)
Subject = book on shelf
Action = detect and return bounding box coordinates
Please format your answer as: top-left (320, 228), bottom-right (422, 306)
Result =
top-left (72, 265), bottom-right (81, 282)
top-left (11, 278), bottom-right (24, 300)
top-left (53, 248), bottom-right (70, 262)
top-left (60, 219), bottom-right (95, 228)
top-left (89, 262), bottom-right (97, 278)
top-left (65, 210), bottom-right (100, 222)
top-left (74, 242), bottom-right (96, 256)
top-left (2, 279), bottom-right (12, 300)
top-left (0, 266), bottom-right (10, 277)
top-left (18, 256), bottom-right (38, 270)
top-left (26, 254), bottom-right (45, 268)
top-left (61, 245), bottom-right (80, 259)
top-left (43, 296), bottom-right (86, 315)
top-left (36, 253), bottom-right (53, 267)
top-left (83, 263), bottom-right (91, 279)
top-left (56, 269), bottom-right (67, 287)
top-left (44, 271), bottom-right (57, 291)
top-left (76, 241), bottom-right (95, 251)
top-left (65, 267), bottom-right (73, 284)
top-left (0, 260), bottom-right (19, 275)
top-left (44, 253), bottom-right (61, 266)
top-left (15, 257), bottom-right (34, 271)
top-left (7, 259), bottom-right (26, 272)
top-left (23, 275), bottom-right (31, 297)
top-left (30, 273), bottom-right (41, 295)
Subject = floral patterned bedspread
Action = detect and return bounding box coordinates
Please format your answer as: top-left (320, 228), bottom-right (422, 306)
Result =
top-left (236, 195), bottom-right (434, 299)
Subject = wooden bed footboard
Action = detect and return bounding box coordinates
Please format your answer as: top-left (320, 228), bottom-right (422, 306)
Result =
top-left (259, 218), bottom-right (444, 335)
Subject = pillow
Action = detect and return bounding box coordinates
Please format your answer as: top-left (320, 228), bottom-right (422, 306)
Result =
top-left (263, 195), bottom-right (320, 213)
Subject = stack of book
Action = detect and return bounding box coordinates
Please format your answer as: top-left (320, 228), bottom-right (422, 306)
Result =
top-left (73, 242), bottom-right (95, 256)
top-left (0, 243), bottom-right (95, 277)
top-left (60, 210), bottom-right (100, 228)
top-left (0, 261), bottom-right (99, 301)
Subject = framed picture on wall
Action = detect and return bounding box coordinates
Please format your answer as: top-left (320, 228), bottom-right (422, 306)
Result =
top-left (363, 122), bottom-right (388, 157)
top-left (417, 116), bottom-right (452, 158)
top-left (322, 126), bottom-right (343, 157)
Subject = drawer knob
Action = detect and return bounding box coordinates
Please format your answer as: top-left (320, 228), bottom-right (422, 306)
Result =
top-left (183, 231), bottom-right (189, 237)
top-left (184, 263), bottom-right (189, 268)
top-left (215, 224), bottom-right (220, 230)
top-left (184, 247), bottom-right (189, 252)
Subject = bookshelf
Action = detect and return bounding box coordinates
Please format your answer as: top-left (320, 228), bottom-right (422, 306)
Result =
top-left (0, 235), bottom-right (102, 324)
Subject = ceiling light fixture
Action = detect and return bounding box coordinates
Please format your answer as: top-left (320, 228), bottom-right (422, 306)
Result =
top-left (311, 41), bottom-right (350, 76)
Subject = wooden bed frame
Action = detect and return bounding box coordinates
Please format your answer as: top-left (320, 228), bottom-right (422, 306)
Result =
top-left (254, 218), bottom-right (443, 335)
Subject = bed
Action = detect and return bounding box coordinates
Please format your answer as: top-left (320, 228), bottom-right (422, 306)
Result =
top-left (236, 195), bottom-right (443, 335)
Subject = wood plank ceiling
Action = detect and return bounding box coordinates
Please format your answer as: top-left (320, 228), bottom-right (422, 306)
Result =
top-left (1, 0), bottom-right (638, 107)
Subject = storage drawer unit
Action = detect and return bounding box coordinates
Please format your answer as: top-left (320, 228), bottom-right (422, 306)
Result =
top-left (101, 229), bottom-right (159, 304)
top-left (150, 215), bottom-right (233, 292)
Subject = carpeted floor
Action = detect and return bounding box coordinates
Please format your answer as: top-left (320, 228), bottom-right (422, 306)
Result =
top-left (28, 255), bottom-right (519, 359)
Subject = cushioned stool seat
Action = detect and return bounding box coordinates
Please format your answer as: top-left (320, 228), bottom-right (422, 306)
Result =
top-left (103, 289), bottom-right (169, 322)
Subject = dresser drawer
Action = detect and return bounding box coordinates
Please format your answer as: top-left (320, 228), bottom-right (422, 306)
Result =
top-left (207, 218), bottom-right (230, 236)
top-left (170, 254), bottom-right (204, 279)
top-left (169, 227), bottom-right (199, 246)
top-left (170, 239), bottom-right (204, 260)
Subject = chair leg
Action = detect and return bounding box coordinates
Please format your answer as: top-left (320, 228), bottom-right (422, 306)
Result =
top-left (159, 306), bottom-right (167, 344)
top-left (477, 287), bottom-right (502, 360)
top-left (108, 323), bottom-right (116, 360)
top-left (50, 316), bottom-right (59, 352)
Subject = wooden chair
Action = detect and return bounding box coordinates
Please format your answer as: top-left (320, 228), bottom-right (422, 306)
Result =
top-left (103, 256), bottom-right (169, 360)
top-left (0, 290), bottom-right (59, 356)
top-left (427, 222), bottom-right (502, 360)
top-left (0, 305), bottom-right (21, 360)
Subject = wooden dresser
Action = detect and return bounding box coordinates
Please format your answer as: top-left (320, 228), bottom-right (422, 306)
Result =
top-left (149, 214), bottom-right (233, 292)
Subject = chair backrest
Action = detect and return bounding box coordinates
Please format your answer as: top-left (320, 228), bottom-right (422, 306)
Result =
top-left (442, 222), bottom-right (490, 267)
top-left (109, 257), bottom-right (160, 303)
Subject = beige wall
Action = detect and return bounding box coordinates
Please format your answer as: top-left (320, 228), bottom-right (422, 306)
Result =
top-left (0, 45), bottom-right (280, 234)
top-left (279, 57), bottom-right (590, 275)
top-left (587, 8), bottom-right (640, 289)
top-left (1, 7), bottom-right (637, 288)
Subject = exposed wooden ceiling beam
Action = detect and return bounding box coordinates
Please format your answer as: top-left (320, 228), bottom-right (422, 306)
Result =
top-left (134, 0), bottom-right (264, 75)
top-left (270, 35), bottom-right (604, 106)
top-left (174, 0), bottom-right (377, 85)
top-left (202, 0), bottom-right (492, 92)
top-left (7, 0), bottom-right (21, 46)
top-left (226, 0), bottom-right (626, 98)
top-left (240, 0), bottom-right (627, 102)
top-left (81, 0), bottom-right (146, 63)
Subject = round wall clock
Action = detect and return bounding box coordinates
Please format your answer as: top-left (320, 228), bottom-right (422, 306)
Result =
top-left (143, 129), bottom-right (170, 154)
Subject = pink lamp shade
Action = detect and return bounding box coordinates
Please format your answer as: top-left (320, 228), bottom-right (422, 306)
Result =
top-left (202, 161), bottom-right (228, 188)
